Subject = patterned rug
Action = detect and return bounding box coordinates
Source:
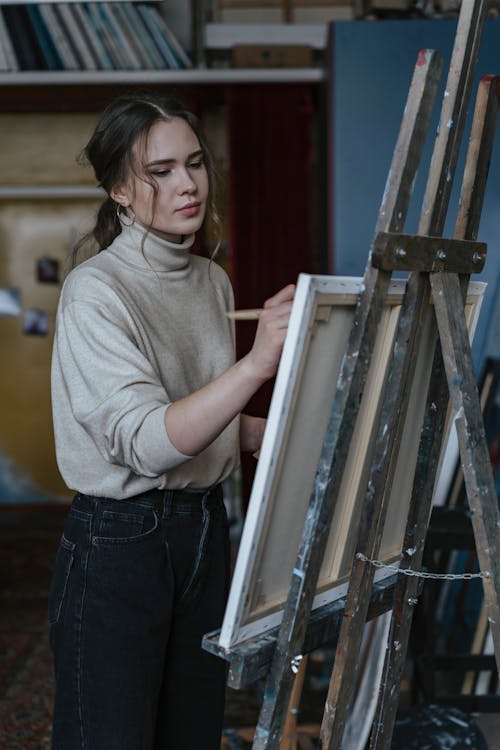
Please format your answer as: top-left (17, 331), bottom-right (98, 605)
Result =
top-left (0, 505), bottom-right (64, 750)
top-left (0, 612), bottom-right (53, 749)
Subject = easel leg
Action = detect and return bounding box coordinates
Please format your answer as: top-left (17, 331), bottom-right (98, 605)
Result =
top-left (429, 73), bottom-right (500, 672)
top-left (431, 271), bottom-right (500, 671)
top-left (279, 655), bottom-right (309, 750)
top-left (319, 4), bottom-right (488, 748)
top-left (368, 72), bottom-right (500, 750)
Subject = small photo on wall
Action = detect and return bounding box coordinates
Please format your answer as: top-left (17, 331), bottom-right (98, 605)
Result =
top-left (36, 257), bottom-right (60, 284)
top-left (23, 308), bottom-right (49, 336)
top-left (0, 287), bottom-right (21, 317)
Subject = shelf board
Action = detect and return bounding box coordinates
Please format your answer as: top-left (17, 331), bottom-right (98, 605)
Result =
top-left (0, 0), bottom-right (162, 3)
top-left (0, 185), bottom-right (103, 199)
top-left (0, 68), bottom-right (325, 86)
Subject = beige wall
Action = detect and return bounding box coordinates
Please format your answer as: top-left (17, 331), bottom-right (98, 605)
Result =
top-left (0, 114), bottom-right (97, 185)
top-left (0, 114), bottom-right (99, 502)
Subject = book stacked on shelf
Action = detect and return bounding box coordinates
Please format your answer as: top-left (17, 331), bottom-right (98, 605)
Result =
top-left (0, 2), bottom-right (192, 71)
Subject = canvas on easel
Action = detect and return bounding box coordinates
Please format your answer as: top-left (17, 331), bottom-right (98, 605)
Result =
top-left (219, 273), bottom-right (486, 649)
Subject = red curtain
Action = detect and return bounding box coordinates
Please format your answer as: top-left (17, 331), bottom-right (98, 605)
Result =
top-left (226, 84), bottom-right (315, 504)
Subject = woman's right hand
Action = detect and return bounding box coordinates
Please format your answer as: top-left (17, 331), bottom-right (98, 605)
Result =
top-left (245, 283), bottom-right (295, 383)
top-left (163, 283), bottom-right (295, 457)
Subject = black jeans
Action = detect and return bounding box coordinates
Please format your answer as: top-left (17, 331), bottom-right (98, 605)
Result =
top-left (49, 485), bottom-right (230, 750)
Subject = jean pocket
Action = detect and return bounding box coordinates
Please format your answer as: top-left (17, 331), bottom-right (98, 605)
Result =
top-left (48, 535), bottom-right (75, 625)
top-left (92, 509), bottom-right (158, 545)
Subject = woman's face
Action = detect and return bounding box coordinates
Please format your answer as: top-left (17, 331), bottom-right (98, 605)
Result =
top-left (113, 117), bottom-right (209, 243)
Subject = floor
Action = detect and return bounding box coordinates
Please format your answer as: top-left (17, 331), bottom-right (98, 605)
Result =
top-left (1, 503), bottom-right (499, 749)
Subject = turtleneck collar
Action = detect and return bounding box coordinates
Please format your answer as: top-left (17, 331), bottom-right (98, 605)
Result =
top-left (108, 220), bottom-right (195, 276)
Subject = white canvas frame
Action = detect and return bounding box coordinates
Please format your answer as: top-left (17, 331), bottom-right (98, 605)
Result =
top-left (220, 274), bottom-right (485, 649)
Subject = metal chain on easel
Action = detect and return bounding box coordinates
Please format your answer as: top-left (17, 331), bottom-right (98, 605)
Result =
top-left (288, 553), bottom-right (490, 674)
top-left (356, 552), bottom-right (491, 580)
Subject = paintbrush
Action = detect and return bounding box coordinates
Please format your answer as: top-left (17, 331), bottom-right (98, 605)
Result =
top-left (225, 309), bottom-right (262, 321)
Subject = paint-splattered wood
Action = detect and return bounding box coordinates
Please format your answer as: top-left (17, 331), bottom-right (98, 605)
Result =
top-left (251, 48), bottom-right (443, 750)
top-left (319, 3), bottom-right (488, 749)
top-left (431, 272), bottom-right (500, 665)
top-left (371, 232), bottom-right (486, 274)
top-left (368, 72), bottom-right (500, 750)
top-left (203, 575), bottom-right (402, 690)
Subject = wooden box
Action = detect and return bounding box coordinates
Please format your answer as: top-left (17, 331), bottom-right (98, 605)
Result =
top-left (232, 43), bottom-right (313, 67)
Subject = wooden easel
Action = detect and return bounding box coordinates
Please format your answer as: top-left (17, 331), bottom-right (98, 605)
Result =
top-left (206, 2), bottom-right (500, 747)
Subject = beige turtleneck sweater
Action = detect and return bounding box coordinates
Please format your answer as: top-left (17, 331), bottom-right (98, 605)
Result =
top-left (51, 222), bottom-right (240, 499)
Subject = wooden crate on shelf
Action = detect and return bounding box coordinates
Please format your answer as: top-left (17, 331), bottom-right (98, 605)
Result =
top-left (368, 0), bottom-right (413, 10)
top-left (204, 20), bottom-right (328, 68)
top-left (232, 43), bottom-right (313, 67)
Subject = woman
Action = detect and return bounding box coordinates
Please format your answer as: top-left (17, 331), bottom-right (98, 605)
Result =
top-left (48, 91), bottom-right (294, 750)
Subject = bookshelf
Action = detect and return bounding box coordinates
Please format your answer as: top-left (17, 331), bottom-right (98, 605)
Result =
top-left (0, 0), bottom-right (192, 73)
top-left (0, 0), bottom-right (325, 105)
top-left (0, 3), bottom-right (325, 251)
top-left (0, 1), bottom-right (326, 202)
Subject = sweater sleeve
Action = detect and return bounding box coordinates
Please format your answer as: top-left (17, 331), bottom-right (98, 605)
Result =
top-left (54, 296), bottom-right (190, 477)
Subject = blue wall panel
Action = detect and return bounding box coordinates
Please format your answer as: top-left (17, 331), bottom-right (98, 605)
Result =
top-left (331, 18), bottom-right (500, 373)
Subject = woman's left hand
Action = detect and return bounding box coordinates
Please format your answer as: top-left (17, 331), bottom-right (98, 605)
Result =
top-left (240, 414), bottom-right (266, 453)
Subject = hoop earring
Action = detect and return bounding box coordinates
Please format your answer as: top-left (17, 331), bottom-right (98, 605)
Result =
top-left (117, 204), bottom-right (135, 227)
